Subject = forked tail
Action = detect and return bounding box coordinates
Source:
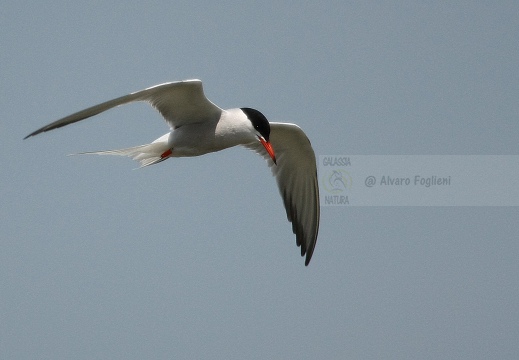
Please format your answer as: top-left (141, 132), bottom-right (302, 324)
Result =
top-left (74, 134), bottom-right (171, 168)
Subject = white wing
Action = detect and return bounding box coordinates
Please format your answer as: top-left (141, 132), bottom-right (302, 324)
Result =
top-left (247, 122), bottom-right (320, 265)
top-left (24, 79), bottom-right (222, 139)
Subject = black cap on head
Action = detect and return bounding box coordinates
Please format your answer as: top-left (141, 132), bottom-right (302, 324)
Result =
top-left (241, 107), bottom-right (271, 141)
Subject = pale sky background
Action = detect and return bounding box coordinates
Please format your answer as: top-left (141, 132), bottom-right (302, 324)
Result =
top-left (1, 1), bottom-right (518, 359)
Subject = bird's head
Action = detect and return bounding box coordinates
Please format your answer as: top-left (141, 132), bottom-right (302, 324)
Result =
top-left (241, 107), bottom-right (277, 165)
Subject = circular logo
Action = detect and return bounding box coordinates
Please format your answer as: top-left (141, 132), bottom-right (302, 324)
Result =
top-left (322, 169), bottom-right (352, 194)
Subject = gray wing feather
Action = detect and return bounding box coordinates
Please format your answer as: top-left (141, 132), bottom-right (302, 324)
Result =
top-left (24, 79), bottom-right (222, 139)
top-left (246, 122), bottom-right (320, 266)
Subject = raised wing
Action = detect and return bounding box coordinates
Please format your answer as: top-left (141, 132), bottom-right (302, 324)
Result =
top-left (24, 79), bottom-right (222, 139)
top-left (247, 123), bottom-right (320, 266)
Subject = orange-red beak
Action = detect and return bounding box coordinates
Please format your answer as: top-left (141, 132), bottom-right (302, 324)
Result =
top-left (259, 136), bottom-right (277, 165)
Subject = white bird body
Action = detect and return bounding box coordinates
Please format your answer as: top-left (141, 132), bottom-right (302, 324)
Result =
top-left (25, 79), bottom-right (320, 265)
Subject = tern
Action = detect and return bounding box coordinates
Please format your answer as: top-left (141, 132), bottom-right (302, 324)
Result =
top-left (25, 79), bottom-right (319, 265)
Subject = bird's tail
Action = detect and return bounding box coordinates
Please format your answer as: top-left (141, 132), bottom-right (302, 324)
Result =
top-left (72, 134), bottom-right (171, 168)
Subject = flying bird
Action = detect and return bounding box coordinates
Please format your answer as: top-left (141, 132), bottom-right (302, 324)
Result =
top-left (25, 79), bottom-right (319, 265)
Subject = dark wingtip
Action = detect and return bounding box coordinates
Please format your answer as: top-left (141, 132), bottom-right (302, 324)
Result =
top-left (304, 251), bottom-right (313, 266)
top-left (24, 126), bottom-right (49, 139)
top-left (24, 128), bottom-right (43, 140)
